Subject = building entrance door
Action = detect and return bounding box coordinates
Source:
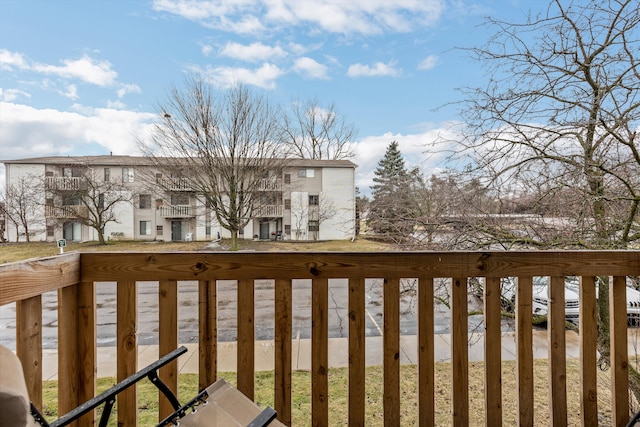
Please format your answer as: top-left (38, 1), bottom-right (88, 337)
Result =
top-left (171, 221), bottom-right (184, 241)
top-left (259, 222), bottom-right (270, 240)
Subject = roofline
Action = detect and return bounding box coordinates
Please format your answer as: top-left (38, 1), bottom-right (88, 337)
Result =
top-left (1, 155), bottom-right (358, 168)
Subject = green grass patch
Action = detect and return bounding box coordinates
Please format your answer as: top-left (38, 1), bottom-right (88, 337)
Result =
top-left (38, 360), bottom-right (617, 426)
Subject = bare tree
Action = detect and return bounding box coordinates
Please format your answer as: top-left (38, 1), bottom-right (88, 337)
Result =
top-left (142, 77), bottom-right (283, 251)
top-left (457, 0), bottom-right (640, 249)
top-left (280, 98), bottom-right (357, 160)
top-left (456, 0), bottom-right (640, 400)
top-left (47, 165), bottom-right (134, 245)
top-left (0, 176), bottom-right (43, 242)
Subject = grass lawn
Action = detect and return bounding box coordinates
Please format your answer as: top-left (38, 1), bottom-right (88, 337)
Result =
top-left (38, 359), bottom-right (616, 426)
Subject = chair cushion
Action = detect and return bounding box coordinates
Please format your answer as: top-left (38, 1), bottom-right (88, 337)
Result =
top-left (0, 345), bottom-right (40, 427)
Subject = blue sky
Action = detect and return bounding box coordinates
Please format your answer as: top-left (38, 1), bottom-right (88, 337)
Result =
top-left (0, 0), bottom-right (539, 194)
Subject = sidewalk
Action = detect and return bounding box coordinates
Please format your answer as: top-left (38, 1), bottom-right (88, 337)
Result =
top-left (41, 329), bottom-right (592, 380)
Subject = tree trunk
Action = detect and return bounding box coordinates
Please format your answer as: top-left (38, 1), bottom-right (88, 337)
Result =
top-left (230, 230), bottom-right (239, 251)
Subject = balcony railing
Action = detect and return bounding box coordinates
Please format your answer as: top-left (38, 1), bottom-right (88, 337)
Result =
top-left (1, 251), bottom-right (639, 426)
top-left (257, 177), bottom-right (282, 191)
top-left (157, 177), bottom-right (193, 191)
top-left (254, 204), bottom-right (283, 218)
top-left (44, 205), bottom-right (88, 218)
top-left (158, 205), bottom-right (194, 218)
top-left (45, 176), bottom-right (85, 191)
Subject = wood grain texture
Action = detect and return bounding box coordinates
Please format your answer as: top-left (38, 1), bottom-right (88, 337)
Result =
top-left (611, 275), bottom-right (629, 427)
top-left (274, 279), bottom-right (292, 426)
top-left (384, 277), bottom-right (400, 426)
top-left (516, 277), bottom-right (534, 427)
top-left (0, 253), bottom-right (80, 305)
top-left (418, 277), bottom-right (434, 427)
top-left (198, 280), bottom-right (217, 391)
top-left (484, 277), bottom-right (502, 426)
top-left (579, 276), bottom-right (598, 426)
top-left (311, 278), bottom-right (328, 427)
top-left (79, 251), bottom-right (640, 282)
top-left (117, 281), bottom-right (138, 426)
top-left (548, 276), bottom-right (567, 426)
top-left (16, 295), bottom-right (42, 411)
top-left (237, 279), bottom-right (255, 400)
top-left (348, 277), bottom-right (365, 426)
top-left (451, 277), bottom-right (468, 427)
top-left (159, 280), bottom-right (178, 421)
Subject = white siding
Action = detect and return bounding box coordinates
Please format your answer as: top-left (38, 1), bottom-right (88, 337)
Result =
top-left (320, 168), bottom-right (355, 240)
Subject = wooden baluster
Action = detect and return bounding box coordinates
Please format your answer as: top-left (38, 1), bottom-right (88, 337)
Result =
top-left (159, 280), bottom-right (178, 421)
top-left (516, 277), bottom-right (534, 427)
top-left (312, 278), bottom-right (328, 426)
top-left (16, 295), bottom-right (42, 411)
top-left (579, 276), bottom-right (598, 425)
top-left (237, 279), bottom-right (255, 399)
top-left (418, 277), bottom-right (434, 427)
top-left (451, 277), bottom-right (468, 427)
top-left (348, 277), bottom-right (365, 425)
top-left (611, 275), bottom-right (629, 426)
top-left (548, 276), bottom-right (567, 426)
top-left (484, 277), bottom-right (502, 426)
top-left (384, 277), bottom-right (400, 426)
top-left (117, 280), bottom-right (137, 426)
top-left (275, 278), bottom-right (292, 426)
top-left (198, 280), bottom-right (217, 391)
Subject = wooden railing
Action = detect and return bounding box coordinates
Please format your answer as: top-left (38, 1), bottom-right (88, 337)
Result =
top-left (44, 205), bottom-right (88, 218)
top-left (1, 251), bottom-right (639, 426)
top-left (158, 205), bottom-right (194, 218)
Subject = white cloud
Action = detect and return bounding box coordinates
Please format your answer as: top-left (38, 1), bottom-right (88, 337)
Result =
top-left (117, 83), bottom-right (142, 98)
top-left (194, 63), bottom-right (285, 89)
top-left (152, 0), bottom-right (445, 35)
top-left (201, 44), bottom-right (214, 56)
top-left (347, 61), bottom-right (401, 77)
top-left (0, 49), bottom-right (28, 69)
top-left (353, 125), bottom-right (462, 195)
top-left (60, 84), bottom-right (79, 100)
top-left (417, 54), bottom-right (438, 70)
top-left (219, 41), bottom-right (287, 62)
top-left (32, 55), bottom-right (118, 87)
top-left (0, 88), bottom-right (31, 102)
top-left (0, 49), bottom-right (120, 88)
top-left (292, 57), bottom-right (328, 79)
top-left (0, 102), bottom-right (155, 161)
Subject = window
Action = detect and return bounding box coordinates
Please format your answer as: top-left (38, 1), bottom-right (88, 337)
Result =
top-left (63, 167), bottom-right (73, 177)
top-left (104, 168), bottom-right (110, 181)
top-left (284, 225), bottom-right (291, 235)
top-left (139, 194), bottom-right (151, 209)
top-left (122, 167), bottom-right (134, 183)
top-left (98, 194), bottom-right (105, 210)
top-left (284, 199), bottom-right (291, 210)
top-left (308, 220), bottom-right (319, 232)
top-left (309, 195), bottom-right (319, 206)
top-left (47, 226), bottom-right (54, 237)
top-left (284, 174), bottom-right (291, 184)
top-left (298, 169), bottom-right (306, 178)
top-left (156, 225), bottom-right (163, 236)
top-left (171, 193), bottom-right (189, 205)
top-left (46, 198), bottom-right (54, 206)
top-left (140, 221), bottom-right (151, 235)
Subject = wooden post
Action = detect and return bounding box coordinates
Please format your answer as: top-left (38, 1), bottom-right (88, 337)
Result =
top-left (198, 280), bottom-right (217, 391)
top-left (484, 277), bottom-right (502, 425)
top-left (548, 276), bottom-right (567, 426)
top-left (611, 275), bottom-right (629, 426)
top-left (311, 278), bottom-right (328, 426)
top-left (516, 277), bottom-right (534, 427)
top-left (16, 295), bottom-right (42, 411)
top-left (579, 276), bottom-right (598, 425)
top-left (348, 277), bottom-right (365, 426)
top-left (384, 277), bottom-right (400, 426)
top-left (451, 277), bottom-right (468, 427)
top-left (418, 277), bottom-right (434, 427)
top-left (237, 279), bottom-right (255, 399)
top-left (159, 280), bottom-right (178, 421)
top-left (275, 279), bottom-right (292, 426)
top-left (117, 280), bottom-right (138, 426)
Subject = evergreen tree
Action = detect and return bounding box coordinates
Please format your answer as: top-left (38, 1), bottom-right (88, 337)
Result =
top-left (368, 141), bottom-right (417, 239)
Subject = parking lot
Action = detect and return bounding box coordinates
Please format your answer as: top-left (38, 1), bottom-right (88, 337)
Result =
top-left (0, 279), bottom-right (490, 350)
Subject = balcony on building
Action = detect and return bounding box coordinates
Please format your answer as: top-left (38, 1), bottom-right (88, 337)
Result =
top-left (45, 176), bottom-right (86, 191)
top-left (158, 205), bottom-right (195, 218)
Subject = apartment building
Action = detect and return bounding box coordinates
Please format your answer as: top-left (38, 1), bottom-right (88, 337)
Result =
top-left (2, 155), bottom-right (357, 243)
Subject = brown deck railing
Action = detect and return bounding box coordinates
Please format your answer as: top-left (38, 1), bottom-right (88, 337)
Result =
top-left (1, 251), bottom-right (639, 426)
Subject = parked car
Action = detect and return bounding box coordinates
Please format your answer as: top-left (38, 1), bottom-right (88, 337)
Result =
top-left (498, 276), bottom-right (640, 325)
